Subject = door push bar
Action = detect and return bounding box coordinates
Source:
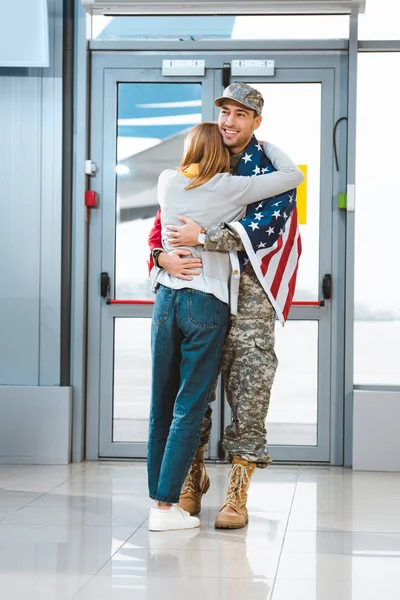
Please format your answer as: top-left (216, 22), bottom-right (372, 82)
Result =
top-left (102, 272), bottom-right (332, 307)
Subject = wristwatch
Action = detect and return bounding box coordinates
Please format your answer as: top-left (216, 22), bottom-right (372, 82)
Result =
top-left (197, 228), bottom-right (206, 245)
top-left (152, 248), bottom-right (163, 268)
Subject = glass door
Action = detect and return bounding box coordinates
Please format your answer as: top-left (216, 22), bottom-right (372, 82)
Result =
top-left (111, 81), bottom-right (204, 449)
top-left (209, 67), bottom-right (339, 463)
top-left (88, 56), bottom-right (215, 457)
top-left (87, 51), bottom-right (346, 463)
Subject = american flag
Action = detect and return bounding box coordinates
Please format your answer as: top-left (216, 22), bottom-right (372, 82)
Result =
top-left (231, 136), bottom-right (302, 324)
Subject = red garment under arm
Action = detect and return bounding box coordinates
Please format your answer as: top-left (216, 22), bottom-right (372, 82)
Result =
top-left (148, 209), bottom-right (162, 273)
top-left (148, 209), bottom-right (162, 250)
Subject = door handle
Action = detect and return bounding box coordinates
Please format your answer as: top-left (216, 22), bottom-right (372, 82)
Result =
top-left (100, 272), bottom-right (110, 299)
top-left (222, 62), bottom-right (231, 88)
top-left (322, 273), bottom-right (332, 301)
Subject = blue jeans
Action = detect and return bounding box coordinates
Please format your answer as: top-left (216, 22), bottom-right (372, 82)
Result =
top-left (148, 285), bottom-right (229, 504)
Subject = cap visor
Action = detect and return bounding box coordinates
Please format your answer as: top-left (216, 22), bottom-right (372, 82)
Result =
top-left (214, 97), bottom-right (224, 107)
top-left (214, 97), bottom-right (257, 113)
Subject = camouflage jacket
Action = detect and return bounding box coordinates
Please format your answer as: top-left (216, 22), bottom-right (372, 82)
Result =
top-left (204, 223), bottom-right (274, 321)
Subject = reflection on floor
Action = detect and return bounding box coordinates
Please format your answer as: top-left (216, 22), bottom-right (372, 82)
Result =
top-left (0, 462), bottom-right (400, 599)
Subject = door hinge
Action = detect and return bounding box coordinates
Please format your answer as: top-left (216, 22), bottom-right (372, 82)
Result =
top-left (85, 160), bottom-right (97, 176)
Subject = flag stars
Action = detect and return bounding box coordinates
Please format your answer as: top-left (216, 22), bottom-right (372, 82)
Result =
top-left (289, 194), bottom-right (294, 203)
top-left (252, 165), bottom-right (261, 175)
top-left (256, 202), bottom-right (264, 210)
top-left (257, 241), bottom-right (267, 248)
top-left (261, 166), bottom-right (270, 174)
top-left (249, 221), bottom-right (260, 231)
top-left (254, 212), bottom-right (264, 220)
top-left (243, 258), bottom-right (250, 266)
top-left (266, 226), bottom-right (275, 235)
top-left (272, 210), bottom-right (281, 219)
top-left (255, 143), bottom-right (262, 151)
top-left (242, 153), bottom-right (253, 163)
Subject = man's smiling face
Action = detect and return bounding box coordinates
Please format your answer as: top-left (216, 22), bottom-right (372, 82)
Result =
top-left (218, 100), bottom-right (262, 155)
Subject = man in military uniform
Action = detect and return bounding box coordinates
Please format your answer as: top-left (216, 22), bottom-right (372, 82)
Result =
top-left (149, 83), bottom-right (303, 529)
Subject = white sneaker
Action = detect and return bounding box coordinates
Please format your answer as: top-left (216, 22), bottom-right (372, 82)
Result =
top-left (148, 505), bottom-right (200, 531)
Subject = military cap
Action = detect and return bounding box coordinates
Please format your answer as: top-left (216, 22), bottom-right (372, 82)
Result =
top-left (214, 82), bottom-right (264, 116)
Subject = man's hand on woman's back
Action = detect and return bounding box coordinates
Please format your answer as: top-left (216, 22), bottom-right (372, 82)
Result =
top-left (165, 216), bottom-right (203, 247)
top-left (158, 249), bottom-right (202, 281)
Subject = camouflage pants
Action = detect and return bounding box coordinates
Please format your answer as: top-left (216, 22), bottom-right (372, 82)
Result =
top-left (199, 297), bottom-right (278, 468)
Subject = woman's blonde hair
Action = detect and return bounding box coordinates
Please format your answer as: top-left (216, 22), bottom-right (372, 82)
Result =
top-left (180, 122), bottom-right (230, 190)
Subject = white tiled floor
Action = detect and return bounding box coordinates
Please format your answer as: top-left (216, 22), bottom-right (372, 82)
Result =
top-left (1, 463), bottom-right (400, 599)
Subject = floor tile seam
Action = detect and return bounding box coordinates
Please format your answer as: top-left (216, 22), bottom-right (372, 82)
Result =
top-left (118, 547), bottom-right (285, 556)
top-left (79, 573), bottom-right (274, 581)
top-left (71, 522), bottom-right (145, 599)
top-left (74, 574), bottom-right (276, 581)
top-left (0, 504), bottom-right (31, 523)
top-left (270, 467), bottom-right (300, 598)
top-left (290, 510), bottom-right (400, 516)
top-left (278, 550), bottom-right (400, 559)
top-left (0, 519), bottom-right (150, 528)
top-left (272, 576), bottom-right (400, 584)
top-left (283, 529), bottom-right (400, 536)
top-left (0, 523), bottom-right (389, 534)
top-left (0, 523), bottom-right (148, 535)
top-left (288, 513), bottom-right (400, 521)
top-left (19, 466), bottom-right (94, 509)
top-left (117, 520), bottom-right (147, 549)
top-left (274, 575), bottom-right (400, 585)
top-left (291, 497), bottom-right (400, 503)
top-left (57, 462), bottom-right (96, 485)
top-left (0, 513), bottom-right (11, 524)
top-left (286, 527), bottom-right (400, 535)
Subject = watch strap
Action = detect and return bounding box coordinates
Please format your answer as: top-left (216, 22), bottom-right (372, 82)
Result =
top-left (152, 248), bottom-right (163, 268)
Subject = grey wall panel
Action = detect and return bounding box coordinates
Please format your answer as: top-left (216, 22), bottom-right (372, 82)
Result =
top-left (0, 76), bottom-right (42, 385)
top-left (0, 0), bottom-right (63, 386)
top-left (353, 390), bottom-right (400, 472)
top-left (39, 0), bottom-right (63, 385)
top-left (0, 386), bottom-right (72, 465)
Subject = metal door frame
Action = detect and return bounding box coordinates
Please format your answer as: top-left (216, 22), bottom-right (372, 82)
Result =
top-left (89, 58), bottom-right (216, 458)
top-left (86, 47), bottom-right (348, 464)
top-left (208, 62), bottom-right (344, 463)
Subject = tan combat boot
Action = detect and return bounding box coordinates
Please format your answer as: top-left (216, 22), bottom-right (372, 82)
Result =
top-left (214, 456), bottom-right (256, 529)
top-left (178, 445), bottom-right (210, 516)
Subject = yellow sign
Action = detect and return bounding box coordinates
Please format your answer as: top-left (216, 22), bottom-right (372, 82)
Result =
top-left (297, 165), bottom-right (307, 225)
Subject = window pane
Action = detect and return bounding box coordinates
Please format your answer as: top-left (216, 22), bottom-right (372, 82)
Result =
top-left (91, 15), bottom-right (235, 40)
top-left (115, 83), bottom-right (202, 300)
top-left (254, 83), bottom-right (321, 301)
top-left (268, 321), bottom-right (318, 446)
top-left (232, 15), bottom-right (348, 39)
top-left (358, 0), bottom-right (400, 41)
top-left (90, 15), bottom-right (349, 41)
top-left (113, 318), bottom-right (151, 442)
top-left (354, 53), bottom-right (400, 384)
top-left (114, 319), bottom-right (319, 446)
